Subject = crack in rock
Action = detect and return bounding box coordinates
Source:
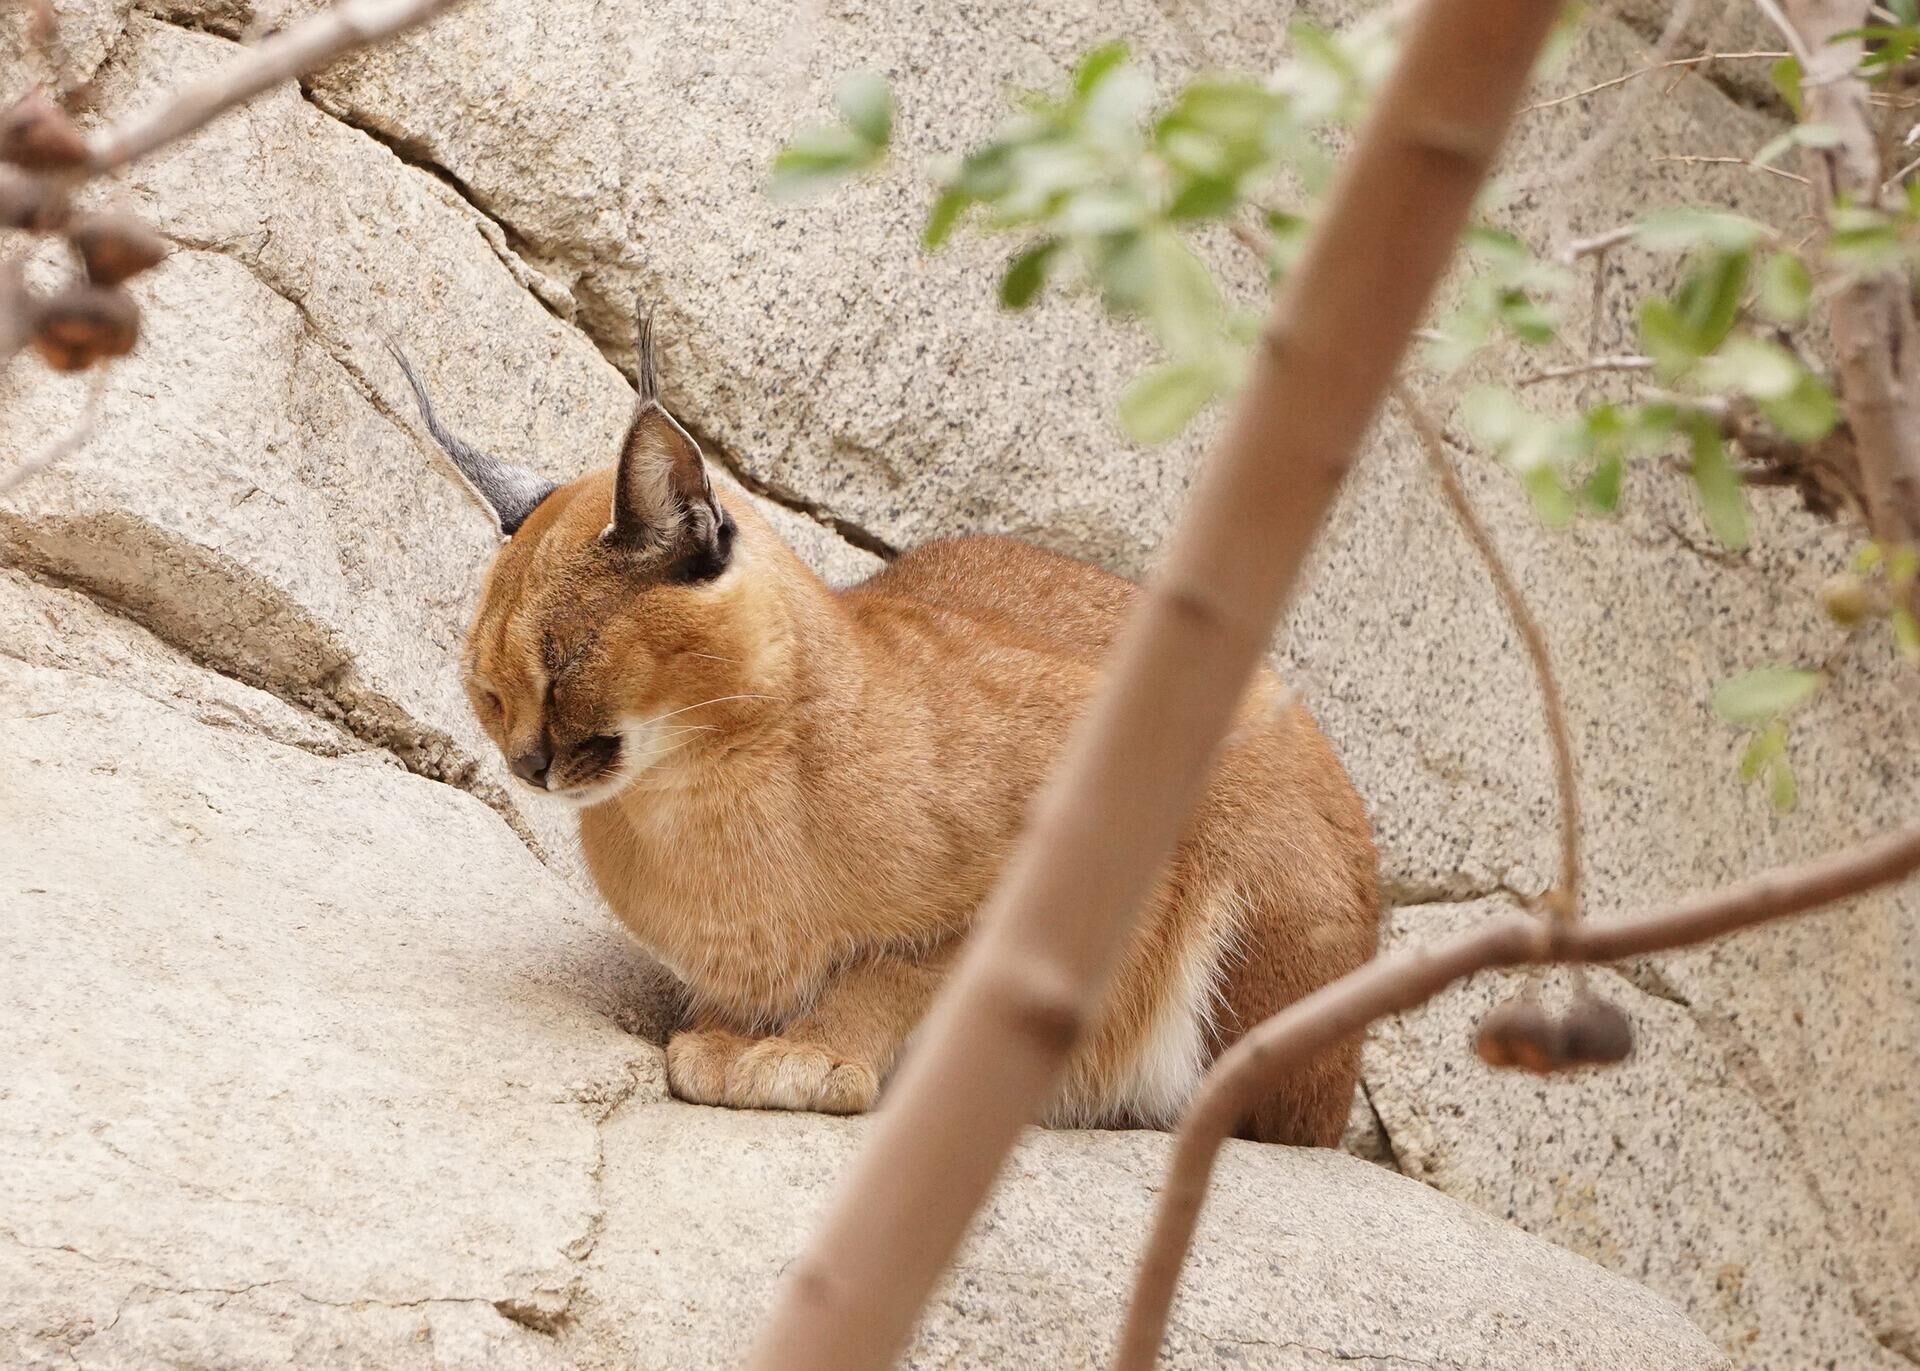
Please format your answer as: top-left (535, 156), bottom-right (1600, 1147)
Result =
top-left (0, 539), bottom-right (552, 867)
top-left (292, 72), bottom-right (898, 561)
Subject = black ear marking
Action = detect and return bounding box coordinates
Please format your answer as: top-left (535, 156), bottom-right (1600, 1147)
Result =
top-left (604, 302), bottom-right (732, 580)
top-left (387, 342), bottom-right (557, 537)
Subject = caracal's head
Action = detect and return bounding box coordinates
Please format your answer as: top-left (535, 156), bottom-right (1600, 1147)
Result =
top-left (391, 309), bottom-right (778, 807)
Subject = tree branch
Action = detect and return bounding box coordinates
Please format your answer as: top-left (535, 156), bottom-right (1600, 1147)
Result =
top-left (1781, 0), bottom-right (1920, 601)
top-left (741, 4), bottom-right (1563, 1368)
top-left (1514, 354), bottom-right (1655, 388)
top-left (1112, 816), bottom-right (1920, 1371)
top-left (1396, 388), bottom-right (1581, 921)
top-left (85, 0), bottom-right (467, 175)
top-left (1522, 50), bottom-right (1789, 114)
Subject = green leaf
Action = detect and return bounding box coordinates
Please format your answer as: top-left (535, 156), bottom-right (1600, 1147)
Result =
top-left (1688, 417), bottom-right (1750, 550)
top-left (1462, 386), bottom-right (1529, 451)
top-left (1080, 62), bottom-right (1154, 151)
top-left (1756, 252), bottom-right (1814, 324)
top-left (1522, 464), bottom-right (1577, 526)
top-left (1769, 753), bottom-right (1799, 813)
top-left (1698, 337), bottom-right (1802, 400)
top-left (1760, 371), bottom-right (1839, 443)
top-left (1263, 209), bottom-right (1310, 278)
top-left (1675, 250), bottom-right (1751, 357)
top-left (1166, 176), bottom-right (1239, 221)
top-left (1118, 357), bottom-right (1226, 443)
top-left (923, 187), bottom-right (970, 250)
top-left (1639, 298), bottom-right (1701, 377)
top-left (1890, 543), bottom-right (1919, 589)
top-left (1739, 721), bottom-right (1786, 783)
top-left (1893, 607), bottom-right (1920, 663)
top-left (1581, 452), bottom-right (1625, 513)
top-left (1000, 240), bottom-right (1061, 309)
top-left (1636, 208), bottom-right (1770, 252)
top-left (1829, 207), bottom-right (1904, 271)
top-left (1712, 667), bottom-right (1825, 724)
top-left (1854, 541), bottom-right (1886, 573)
top-left (1101, 229), bottom-right (1223, 358)
top-left (834, 71), bottom-right (893, 148)
top-left (1771, 56), bottom-right (1804, 117)
top-left (1752, 122), bottom-right (1842, 169)
top-left (1073, 41), bottom-right (1130, 99)
top-left (1497, 290), bottom-right (1558, 345)
top-left (767, 125), bottom-right (880, 201)
top-left (1055, 186), bottom-right (1149, 235)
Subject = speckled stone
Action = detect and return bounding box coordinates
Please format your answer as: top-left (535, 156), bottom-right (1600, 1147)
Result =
top-left (0, 2), bottom-right (1912, 1368)
top-left (579, 1104), bottom-right (1726, 1370)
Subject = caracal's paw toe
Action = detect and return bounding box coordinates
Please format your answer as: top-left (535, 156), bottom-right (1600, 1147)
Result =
top-left (665, 1028), bottom-right (753, 1106)
top-left (726, 1038), bottom-right (880, 1115)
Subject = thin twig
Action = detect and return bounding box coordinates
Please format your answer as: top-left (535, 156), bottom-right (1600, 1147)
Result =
top-left (1521, 0), bottom-right (1703, 208)
top-left (1560, 223), bottom-right (1639, 263)
top-left (741, 5), bottom-right (1564, 1368)
top-left (1523, 49), bottom-right (1789, 113)
top-left (85, 0), bottom-right (468, 175)
top-left (1397, 388), bottom-right (1581, 922)
top-left (1653, 153), bottom-right (1811, 184)
top-left (1113, 816), bottom-right (1920, 1371)
top-left (1754, 0), bottom-right (1816, 67)
top-left (1515, 354), bottom-right (1655, 388)
top-left (0, 365), bottom-right (108, 496)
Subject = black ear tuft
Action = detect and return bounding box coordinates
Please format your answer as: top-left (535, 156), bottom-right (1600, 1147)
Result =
top-left (604, 303), bottom-right (731, 579)
top-left (387, 342), bottom-right (557, 537)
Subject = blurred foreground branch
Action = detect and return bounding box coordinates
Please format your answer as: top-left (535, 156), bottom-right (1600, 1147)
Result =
top-left (85, 0), bottom-right (467, 175)
top-left (743, 3), bottom-right (1562, 1368)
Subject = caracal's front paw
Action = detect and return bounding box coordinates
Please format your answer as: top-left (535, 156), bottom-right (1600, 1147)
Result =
top-left (666, 1030), bottom-right (878, 1114)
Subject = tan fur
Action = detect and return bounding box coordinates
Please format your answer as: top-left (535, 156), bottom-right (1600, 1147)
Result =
top-left (462, 470), bottom-right (1379, 1146)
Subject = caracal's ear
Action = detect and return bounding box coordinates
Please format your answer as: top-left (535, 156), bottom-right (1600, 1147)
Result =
top-left (604, 304), bottom-right (732, 579)
top-left (386, 343), bottom-right (557, 538)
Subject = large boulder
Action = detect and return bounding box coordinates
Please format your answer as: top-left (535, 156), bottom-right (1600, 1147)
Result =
top-left (2, 2), bottom-right (1912, 1368)
top-left (0, 567), bottom-right (1728, 1369)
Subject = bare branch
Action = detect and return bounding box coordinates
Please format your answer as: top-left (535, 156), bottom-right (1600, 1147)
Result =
top-left (1515, 354), bottom-right (1654, 388)
top-left (1753, 0), bottom-right (1816, 68)
top-left (0, 364), bottom-right (107, 495)
top-left (1396, 389), bottom-right (1581, 921)
top-left (1523, 49), bottom-right (1789, 114)
top-left (1113, 817), bottom-right (1920, 1371)
top-left (85, 0), bottom-right (467, 175)
top-left (741, 5), bottom-right (1563, 1369)
top-left (1560, 223), bottom-right (1640, 263)
top-left (1653, 152), bottom-right (1811, 184)
top-left (1782, 0), bottom-right (1920, 606)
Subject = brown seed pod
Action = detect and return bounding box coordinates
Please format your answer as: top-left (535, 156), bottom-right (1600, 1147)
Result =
top-left (1820, 573), bottom-right (1875, 628)
top-left (1562, 995), bottom-right (1633, 1066)
top-left (0, 90), bottom-right (90, 172)
top-left (68, 212), bottom-right (168, 285)
top-left (31, 284), bottom-right (139, 371)
top-left (1474, 997), bottom-right (1564, 1074)
top-left (0, 168), bottom-right (69, 232)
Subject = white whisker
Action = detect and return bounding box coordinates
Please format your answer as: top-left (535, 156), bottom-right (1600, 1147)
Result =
top-left (642, 693), bottom-right (782, 725)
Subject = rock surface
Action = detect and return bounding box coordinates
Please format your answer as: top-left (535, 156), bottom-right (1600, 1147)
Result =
top-left (2, 2), bottom-right (1914, 1369)
top-left (0, 568), bottom-right (1727, 1369)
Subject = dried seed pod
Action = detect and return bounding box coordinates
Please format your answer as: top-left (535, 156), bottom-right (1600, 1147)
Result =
top-left (1820, 573), bottom-right (1875, 628)
top-left (1474, 997), bottom-right (1564, 1074)
top-left (0, 169), bottom-right (69, 232)
top-left (68, 212), bottom-right (168, 285)
top-left (1562, 995), bottom-right (1633, 1066)
top-left (0, 90), bottom-right (90, 172)
top-left (31, 284), bottom-right (138, 371)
